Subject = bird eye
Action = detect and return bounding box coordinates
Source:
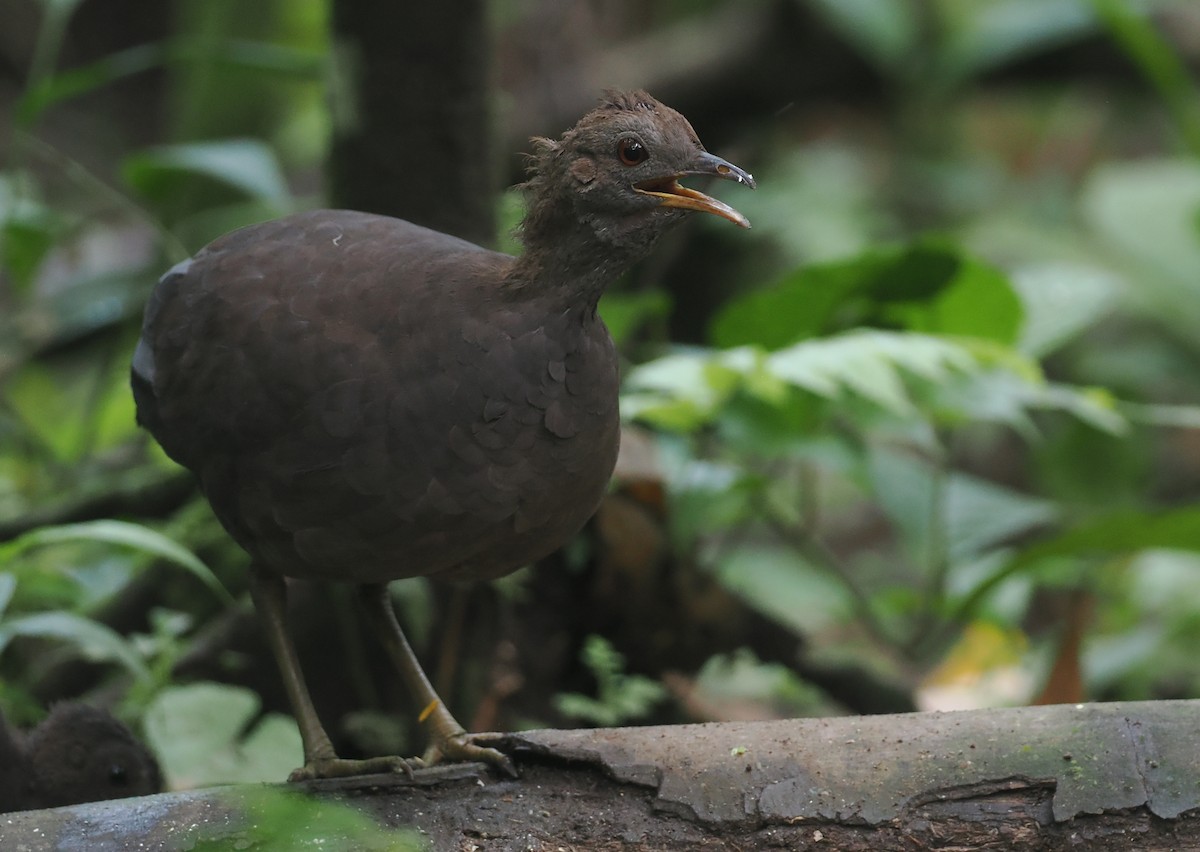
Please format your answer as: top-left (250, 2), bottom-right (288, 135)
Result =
top-left (617, 138), bottom-right (648, 166)
top-left (109, 764), bottom-right (129, 786)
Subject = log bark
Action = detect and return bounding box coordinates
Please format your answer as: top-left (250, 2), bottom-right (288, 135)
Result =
top-left (3, 701), bottom-right (1199, 850)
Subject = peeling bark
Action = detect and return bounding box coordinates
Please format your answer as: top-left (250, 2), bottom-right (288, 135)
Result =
top-left (3, 701), bottom-right (1198, 850)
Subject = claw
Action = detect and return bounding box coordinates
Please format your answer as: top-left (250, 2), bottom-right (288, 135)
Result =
top-left (287, 754), bottom-right (420, 782)
top-left (426, 732), bottom-right (518, 779)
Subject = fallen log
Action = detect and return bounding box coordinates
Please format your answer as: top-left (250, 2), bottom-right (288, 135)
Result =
top-left (2, 700), bottom-right (1197, 850)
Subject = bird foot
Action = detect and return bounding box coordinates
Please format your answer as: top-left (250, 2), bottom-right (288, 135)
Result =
top-left (287, 754), bottom-right (422, 783)
top-left (425, 731), bottom-right (517, 778)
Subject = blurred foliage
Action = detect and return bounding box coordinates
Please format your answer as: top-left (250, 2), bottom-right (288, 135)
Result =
top-left (553, 635), bottom-right (668, 726)
top-left (0, 0), bottom-right (1199, 821)
top-left (193, 785), bottom-right (425, 850)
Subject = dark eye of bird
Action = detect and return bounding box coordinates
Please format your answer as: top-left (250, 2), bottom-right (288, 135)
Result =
top-left (617, 138), bottom-right (648, 166)
top-left (109, 764), bottom-right (129, 786)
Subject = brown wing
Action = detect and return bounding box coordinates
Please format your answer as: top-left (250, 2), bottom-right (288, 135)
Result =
top-left (133, 209), bottom-right (619, 582)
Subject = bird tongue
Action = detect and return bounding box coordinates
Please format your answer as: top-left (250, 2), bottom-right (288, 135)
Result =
top-left (636, 178), bottom-right (752, 229)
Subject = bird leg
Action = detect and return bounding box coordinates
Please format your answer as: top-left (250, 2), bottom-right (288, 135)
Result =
top-left (356, 583), bottom-right (517, 777)
top-left (249, 566), bottom-right (416, 781)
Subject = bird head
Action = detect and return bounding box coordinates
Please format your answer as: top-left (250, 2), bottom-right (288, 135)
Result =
top-left (522, 91), bottom-right (755, 254)
top-left (23, 704), bottom-right (162, 808)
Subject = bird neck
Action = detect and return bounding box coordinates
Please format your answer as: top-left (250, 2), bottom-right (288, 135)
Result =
top-left (504, 191), bottom-right (662, 311)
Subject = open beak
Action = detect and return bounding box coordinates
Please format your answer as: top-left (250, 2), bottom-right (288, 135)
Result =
top-left (635, 151), bottom-right (756, 229)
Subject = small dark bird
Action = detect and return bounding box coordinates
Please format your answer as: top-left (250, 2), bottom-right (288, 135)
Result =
top-left (131, 90), bottom-right (754, 781)
top-left (0, 704), bottom-right (162, 813)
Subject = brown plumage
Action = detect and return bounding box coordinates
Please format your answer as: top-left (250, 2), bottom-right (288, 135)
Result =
top-left (132, 90), bottom-right (754, 780)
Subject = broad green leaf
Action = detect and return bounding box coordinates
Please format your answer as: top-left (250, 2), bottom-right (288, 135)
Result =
top-left (1121, 402), bottom-right (1200, 430)
top-left (712, 241), bottom-right (1020, 350)
top-left (943, 474), bottom-right (1060, 564)
top-left (888, 254), bottom-right (1022, 344)
top-left (1032, 416), bottom-right (1148, 509)
top-left (667, 462), bottom-right (762, 546)
top-left (145, 683), bottom-right (302, 787)
top-left (866, 445), bottom-right (939, 566)
top-left (28, 265), bottom-right (161, 347)
top-left (1008, 262), bottom-right (1120, 357)
top-left (3, 361), bottom-right (81, 461)
top-left (1035, 383), bottom-right (1125, 435)
top-left (0, 611), bottom-right (149, 680)
top-left (0, 520), bottom-right (232, 605)
top-left (1083, 159), bottom-right (1200, 281)
top-left (715, 390), bottom-right (825, 457)
top-left (957, 507), bottom-right (1200, 622)
top-left (0, 573), bottom-right (15, 617)
top-left (1081, 159), bottom-right (1200, 335)
top-left (623, 349), bottom-right (735, 423)
top-left (1, 213), bottom-right (61, 293)
top-left (620, 392), bottom-right (714, 432)
top-left (710, 261), bottom-right (868, 350)
top-left (713, 543), bottom-right (854, 634)
top-left (860, 445), bottom-right (1059, 569)
top-left (123, 140), bottom-right (290, 205)
top-left (1019, 506), bottom-right (1200, 563)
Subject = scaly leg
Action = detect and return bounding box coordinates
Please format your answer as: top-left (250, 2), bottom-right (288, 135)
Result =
top-left (249, 566), bottom-right (416, 781)
top-left (357, 582), bottom-right (516, 776)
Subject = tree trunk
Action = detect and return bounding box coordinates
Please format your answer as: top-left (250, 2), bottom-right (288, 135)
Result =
top-left (328, 0), bottom-right (495, 246)
top-left (3, 701), bottom-right (1198, 850)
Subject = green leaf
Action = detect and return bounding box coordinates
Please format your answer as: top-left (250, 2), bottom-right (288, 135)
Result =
top-left (713, 543), bottom-right (854, 634)
top-left (1081, 159), bottom-right (1200, 336)
top-left (0, 573), bottom-right (15, 617)
top-left (1008, 262), bottom-right (1121, 357)
top-left (123, 140), bottom-right (290, 205)
top-left (145, 683), bottom-right (303, 787)
top-left (0, 520), bottom-right (233, 606)
top-left (1, 213), bottom-right (61, 294)
top-left (943, 474), bottom-right (1060, 564)
top-left (957, 506), bottom-right (1200, 623)
top-left (200, 786), bottom-right (422, 851)
top-left (3, 361), bottom-right (81, 461)
top-left (888, 254), bottom-right (1022, 344)
top-left (710, 262), bottom-right (863, 350)
top-left (765, 331), bottom-right (975, 416)
top-left (598, 289), bottom-right (671, 346)
top-left (623, 349), bottom-right (736, 429)
top-left (1024, 505), bottom-right (1200, 561)
top-left (0, 611), bottom-right (149, 680)
top-left (711, 241), bottom-right (1021, 350)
